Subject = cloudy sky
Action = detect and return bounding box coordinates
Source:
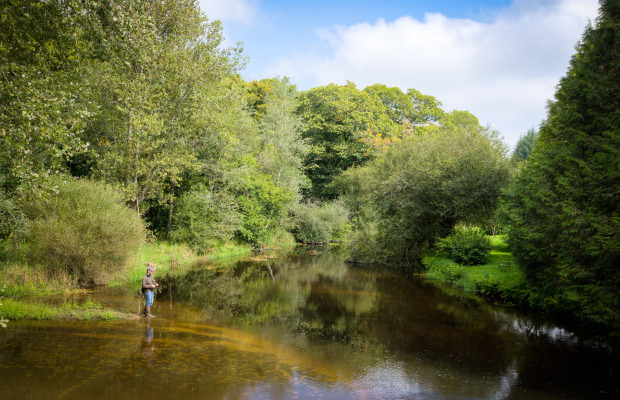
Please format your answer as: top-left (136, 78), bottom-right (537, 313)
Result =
top-left (198, 0), bottom-right (599, 148)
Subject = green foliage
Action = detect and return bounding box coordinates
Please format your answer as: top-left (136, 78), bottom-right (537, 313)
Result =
top-left (84, 1), bottom-right (241, 212)
top-left (501, 2), bottom-right (620, 334)
top-left (0, 283), bottom-right (28, 299)
top-left (297, 82), bottom-right (399, 199)
top-left (423, 235), bottom-right (524, 304)
top-left (363, 84), bottom-right (444, 128)
top-left (246, 77), bottom-right (298, 120)
top-left (21, 179), bottom-right (145, 283)
top-left (0, 297), bottom-right (122, 321)
top-left (233, 170), bottom-right (292, 246)
top-left (255, 77), bottom-right (310, 202)
top-left (435, 226), bottom-right (492, 266)
top-left (0, 0), bottom-right (104, 194)
top-left (171, 184), bottom-right (242, 251)
top-left (0, 192), bottom-right (24, 241)
top-left (341, 111), bottom-right (511, 265)
top-left (291, 201), bottom-right (350, 243)
top-left (512, 128), bottom-right (539, 161)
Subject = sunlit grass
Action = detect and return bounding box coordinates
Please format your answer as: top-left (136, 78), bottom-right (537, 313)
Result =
top-left (0, 296), bottom-right (124, 321)
top-left (421, 235), bottom-right (525, 304)
top-left (0, 239), bottom-right (258, 322)
top-left (107, 240), bottom-right (254, 287)
top-left (0, 261), bottom-right (81, 296)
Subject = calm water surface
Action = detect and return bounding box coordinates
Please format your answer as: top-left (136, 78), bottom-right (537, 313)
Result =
top-left (1, 248), bottom-right (618, 399)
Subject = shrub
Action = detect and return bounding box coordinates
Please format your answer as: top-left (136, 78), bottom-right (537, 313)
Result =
top-left (0, 193), bottom-right (25, 240)
top-left (171, 185), bottom-right (242, 251)
top-left (0, 193), bottom-right (26, 261)
top-left (234, 172), bottom-right (292, 246)
top-left (22, 179), bottom-right (145, 284)
top-left (435, 226), bottom-right (492, 265)
top-left (291, 201), bottom-right (350, 243)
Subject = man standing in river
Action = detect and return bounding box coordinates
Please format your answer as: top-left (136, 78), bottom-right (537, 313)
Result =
top-left (142, 263), bottom-right (159, 317)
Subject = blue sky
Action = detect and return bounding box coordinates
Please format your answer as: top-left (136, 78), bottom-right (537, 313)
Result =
top-left (199, 0), bottom-right (599, 147)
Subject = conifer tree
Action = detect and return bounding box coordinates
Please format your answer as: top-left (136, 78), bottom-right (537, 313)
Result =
top-left (501, 0), bottom-right (620, 334)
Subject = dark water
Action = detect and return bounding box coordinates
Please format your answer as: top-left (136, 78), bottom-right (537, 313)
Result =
top-left (1, 248), bottom-right (618, 400)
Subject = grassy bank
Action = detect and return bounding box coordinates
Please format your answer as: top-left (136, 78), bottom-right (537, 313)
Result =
top-left (421, 236), bottom-right (526, 305)
top-left (109, 240), bottom-right (254, 287)
top-left (0, 240), bottom-right (257, 322)
top-left (0, 296), bottom-right (125, 321)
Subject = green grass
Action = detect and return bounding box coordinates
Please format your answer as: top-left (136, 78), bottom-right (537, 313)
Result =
top-left (0, 261), bottom-right (80, 297)
top-left (0, 239), bottom-right (257, 322)
top-left (0, 296), bottom-right (125, 321)
top-left (421, 235), bottom-right (526, 305)
top-left (109, 240), bottom-right (253, 287)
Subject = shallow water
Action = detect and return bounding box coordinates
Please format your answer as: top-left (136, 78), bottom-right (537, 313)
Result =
top-left (1, 248), bottom-right (618, 399)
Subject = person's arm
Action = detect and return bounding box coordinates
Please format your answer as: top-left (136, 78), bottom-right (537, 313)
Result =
top-left (142, 275), bottom-right (156, 290)
top-left (148, 276), bottom-right (158, 289)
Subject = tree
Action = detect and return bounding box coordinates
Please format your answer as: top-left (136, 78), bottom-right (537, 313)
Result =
top-left (501, 1), bottom-right (620, 333)
top-left (84, 0), bottom-right (242, 212)
top-left (255, 77), bottom-right (309, 203)
top-left (340, 111), bottom-right (511, 265)
top-left (363, 84), bottom-right (444, 129)
top-left (245, 77), bottom-right (298, 120)
top-left (297, 82), bottom-right (399, 199)
top-left (0, 0), bottom-right (103, 194)
top-left (512, 128), bottom-right (539, 161)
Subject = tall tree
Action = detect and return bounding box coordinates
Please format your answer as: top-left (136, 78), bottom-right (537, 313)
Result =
top-left (501, 1), bottom-right (620, 333)
top-left (512, 128), bottom-right (539, 162)
top-left (0, 0), bottom-right (102, 194)
top-left (84, 0), bottom-right (242, 212)
top-left (297, 82), bottom-right (398, 199)
top-left (363, 84), bottom-right (444, 129)
top-left (255, 78), bottom-right (309, 202)
top-left (340, 111), bottom-right (511, 265)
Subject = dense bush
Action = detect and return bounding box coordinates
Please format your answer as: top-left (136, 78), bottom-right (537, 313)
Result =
top-left (291, 201), bottom-right (350, 243)
top-left (22, 179), bottom-right (145, 284)
top-left (0, 194), bottom-right (24, 241)
top-left (234, 172), bottom-right (292, 246)
top-left (171, 185), bottom-right (242, 251)
top-left (435, 226), bottom-right (492, 265)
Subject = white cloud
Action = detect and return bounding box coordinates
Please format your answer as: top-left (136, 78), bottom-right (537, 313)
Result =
top-left (267, 0), bottom-right (599, 147)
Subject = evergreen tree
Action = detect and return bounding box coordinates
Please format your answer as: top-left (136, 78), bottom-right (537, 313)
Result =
top-left (501, 1), bottom-right (620, 334)
top-left (512, 128), bottom-right (539, 161)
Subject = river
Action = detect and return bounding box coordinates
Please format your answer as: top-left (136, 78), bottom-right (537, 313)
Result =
top-left (1, 247), bottom-right (618, 399)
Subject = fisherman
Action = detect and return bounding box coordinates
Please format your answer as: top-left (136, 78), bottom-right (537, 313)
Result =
top-left (142, 263), bottom-right (159, 317)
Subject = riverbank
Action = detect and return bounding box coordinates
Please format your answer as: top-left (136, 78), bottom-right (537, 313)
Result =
top-left (0, 240), bottom-right (256, 322)
top-left (421, 236), bottom-right (620, 347)
top-left (420, 236), bottom-right (526, 306)
top-left (0, 297), bottom-right (127, 321)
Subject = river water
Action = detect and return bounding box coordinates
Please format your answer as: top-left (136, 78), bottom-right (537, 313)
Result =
top-left (1, 247), bottom-right (618, 400)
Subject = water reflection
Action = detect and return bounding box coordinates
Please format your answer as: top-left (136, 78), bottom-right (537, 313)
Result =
top-left (0, 247), bottom-right (618, 400)
top-left (141, 319), bottom-right (156, 366)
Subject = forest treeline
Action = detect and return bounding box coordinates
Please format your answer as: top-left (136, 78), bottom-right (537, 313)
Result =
top-left (1, 1), bottom-right (618, 337)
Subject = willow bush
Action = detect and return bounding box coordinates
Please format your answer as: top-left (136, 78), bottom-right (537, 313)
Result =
top-left (291, 201), bottom-right (350, 243)
top-left (171, 184), bottom-right (242, 252)
top-left (22, 179), bottom-right (145, 284)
